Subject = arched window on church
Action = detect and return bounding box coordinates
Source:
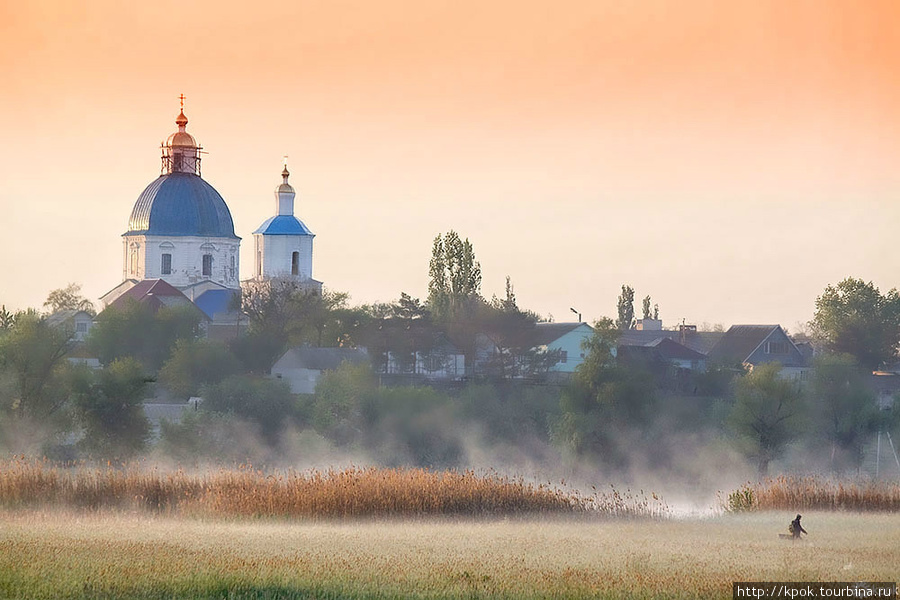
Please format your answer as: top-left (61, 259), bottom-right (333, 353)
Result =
top-left (257, 251), bottom-right (262, 276)
top-left (202, 254), bottom-right (213, 277)
top-left (130, 247), bottom-right (138, 275)
top-left (230, 255), bottom-right (235, 280)
top-left (291, 252), bottom-right (300, 276)
top-left (161, 253), bottom-right (172, 275)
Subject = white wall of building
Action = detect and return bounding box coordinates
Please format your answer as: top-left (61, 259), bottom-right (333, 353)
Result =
top-left (123, 234), bottom-right (241, 289)
top-left (254, 234), bottom-right (314, 280)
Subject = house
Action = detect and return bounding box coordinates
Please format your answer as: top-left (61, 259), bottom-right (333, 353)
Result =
top-left (618, 325), bottom-right (724, 357)
top-left (191, 287), bottom-right (246, 341)
top-left (527, 322), bottom-right (594, 373)
top-left (45, 309), bottom-right (95, 342)
top-left (100, 278), bottom-right (210, 331)
top-left (474, 321), bottom-right (595, 379)
top-left (617, 337), bottom-right (707, 390)
top-left (706, 325), bottom-right (810, 380)
top-left (271, 347), bottom-right (369, 394)
top-left (358, 319), bottom-right (466, 381)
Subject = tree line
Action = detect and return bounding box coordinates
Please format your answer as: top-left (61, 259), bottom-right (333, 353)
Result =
top-left (1, 238), bottom-right (899, 481)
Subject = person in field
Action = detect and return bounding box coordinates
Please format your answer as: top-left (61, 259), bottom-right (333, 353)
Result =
top-left (788, 514), bottom-right (807, 539)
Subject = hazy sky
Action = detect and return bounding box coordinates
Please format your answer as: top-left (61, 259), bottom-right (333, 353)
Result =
top-left (1, 0), bottom-right (898, 329)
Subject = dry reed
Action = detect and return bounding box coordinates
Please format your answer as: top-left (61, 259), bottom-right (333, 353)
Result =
top-left (0, 457), bottom-right (667, 519)
top-left (724, 475), bottom-right (900, 512)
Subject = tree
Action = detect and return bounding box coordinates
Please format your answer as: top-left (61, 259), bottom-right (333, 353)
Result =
top-left (427, 231), bottom-right (482, 321)
top-left (393, 292), bottom-right (429, 321)
top-left (158, 339), bottom-right (241, 399)
top-left (0, 312), bottom-right (75, 422)
top-left (616, 285), bottom-right (635, 331)
top-left (202, 375), bottom-right (296, 445)
top-left (810, 277), bottom-right (900, 371)
top-left (87, 301), bottom-right (202, 372)
top-left (808, 354), bottom-right (881, 474)
top-left (0, 306), bottom-right (16, 332)
top-left (555, 318), bottom-right (656, 469)
top-left (479, 277), bottom-right (554, 380)
top-left (237, 278), bottom-right (356, 372)
top-left (43, 283), bottom-right (96, 316)
top-left (70, 357), bottom-right (151, 459)
top-left (728, 362), bottom-right (805, 477)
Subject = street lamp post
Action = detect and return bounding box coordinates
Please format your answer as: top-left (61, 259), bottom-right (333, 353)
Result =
top-left (570, 307), bottom-right (581, 323)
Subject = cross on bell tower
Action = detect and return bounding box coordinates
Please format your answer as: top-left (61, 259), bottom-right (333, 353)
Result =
top-left (160, 95), bottom-right (203, 176)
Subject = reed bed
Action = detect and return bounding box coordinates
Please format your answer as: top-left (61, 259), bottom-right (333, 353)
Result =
top-left (724, 475), bottom-right (900, 512)
top-left (0, 457), bottom-right (667, 519)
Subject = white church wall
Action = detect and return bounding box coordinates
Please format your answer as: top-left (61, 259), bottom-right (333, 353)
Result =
top-left (124, 235), bottom-right (241, 289)
top-left (256, 234), bottom-right (314, 280)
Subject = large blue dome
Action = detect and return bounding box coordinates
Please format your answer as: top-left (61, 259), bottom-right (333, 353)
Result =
top-left (126, 172), bottom-right (239, 238)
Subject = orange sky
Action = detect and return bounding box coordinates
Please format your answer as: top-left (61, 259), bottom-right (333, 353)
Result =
top-left (1, 0), bottom-right (899, 328)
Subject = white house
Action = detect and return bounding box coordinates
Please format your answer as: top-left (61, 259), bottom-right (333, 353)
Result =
top-left (529, 322), bottom-right (595, 373)
top-left (271, 347), bottom-right (369, 394)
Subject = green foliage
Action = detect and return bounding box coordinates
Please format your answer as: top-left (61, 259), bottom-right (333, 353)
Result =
top-left (158, 339), bottom-right (241, 399)
top-left (87, 300), bottom-right (202, 372)
top-left (43, 283), bottom-right (95, 316)
top-left (616, 285), bottom-right (635, 331)
top-left (555, 318), bottom-right (656, 469)
top-left (480, 281), bottom-right (543, 381)
top-left (808, 353), bottom-right (881, 474)
top-left (70, 357), bottom-right (151, 459)
top-left (724, 484), bottom-right (756, 513)
top-left (457, 383), bottom-right (561, 444)
top-left (312, 364), bottom-right (563, 468)
top-left (728, 362), bottom-right (805, 477)
top-left (0, 312), bottom-right (74, 423)
top-left (311, 362), bottom-right (377, 442)
top-left (427, 230), bottom-right (482, 321)
top-left (810, 277), bottom-right (900, 370)
top-left (238, 279), bottom-right (356, 372)
top-left (157, 409), bottom-right (268, 465)
top-left (361, 386), bottom-right (463, 467)
top-left (0, 305), bottom-right (15, 332)
top-left (202, 375), bottom-right (296, 445)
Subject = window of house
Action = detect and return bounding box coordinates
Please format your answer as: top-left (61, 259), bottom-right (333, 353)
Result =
top-left (202, 254), bottom-right (213, 276)
top-left (161, 253), bottom-right (172, 275)
top-left (765, 341), bottom-right (790, 354)
top-left (291, 251), bottom-right (300, 276)
top-left (560, 350), bottom-right (568, 364)
top-left (76, 322), bottom-right (89, 334)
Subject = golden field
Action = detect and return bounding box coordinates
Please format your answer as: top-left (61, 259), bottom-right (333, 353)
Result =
top-left (725, 476), bottom-right (900, 512)
top-left (1, 510), bottom-right (898, 599)
top-left (0, 458), bottom-right (665, 519)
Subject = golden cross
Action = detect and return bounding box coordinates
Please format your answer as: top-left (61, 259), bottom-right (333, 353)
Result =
top-left (283, 154), bottom-right (289, 168)
top-left (179, 94), bottom-right (186, 111)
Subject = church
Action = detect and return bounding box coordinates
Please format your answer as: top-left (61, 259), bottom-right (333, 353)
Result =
top-left (101, 100), bottom-right (322, 326)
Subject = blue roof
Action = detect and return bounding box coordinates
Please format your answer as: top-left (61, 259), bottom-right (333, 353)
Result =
top-left (126, 173), bottom-right (239, 238)
top-left (253, 214), bottom-right (314, 236)
top-left (193, 289), bottom-right (239, 319)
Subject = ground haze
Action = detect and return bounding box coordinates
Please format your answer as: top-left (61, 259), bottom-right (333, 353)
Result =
top-left (2, 511), bottom-right (897, 599)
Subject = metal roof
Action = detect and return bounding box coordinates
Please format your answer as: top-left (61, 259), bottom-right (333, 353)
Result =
top-left (253, 214), bottom-right (314, 236)
top-left (274, 347), bottom-right (369, 371)
top-left (193, 288), bottom-right (239, 319)
top-left (126, 173), bottom-right (239, 238)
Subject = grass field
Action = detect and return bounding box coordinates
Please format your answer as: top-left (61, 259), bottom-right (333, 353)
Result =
top-left (1, 510), bottom-right (898, 599)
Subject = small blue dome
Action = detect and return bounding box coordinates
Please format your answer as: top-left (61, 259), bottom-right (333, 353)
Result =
top-left (253, 215), bottom-right (314, 236)
top-left (126, 173), bottom-right (239, 238)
